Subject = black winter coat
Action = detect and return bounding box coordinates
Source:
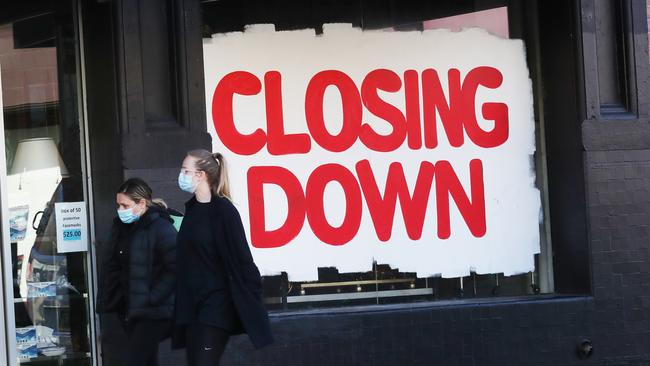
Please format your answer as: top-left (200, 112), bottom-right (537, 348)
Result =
top-left (96, 206), bottom-right (177, 321)
top-left (174, 196), bottom-right (273, 349)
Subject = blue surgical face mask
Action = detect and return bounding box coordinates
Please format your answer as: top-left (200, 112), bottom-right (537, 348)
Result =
top-left (178, 171), bottom-right (197, 193)
top-left (117, 207), bottom-right (140, 224)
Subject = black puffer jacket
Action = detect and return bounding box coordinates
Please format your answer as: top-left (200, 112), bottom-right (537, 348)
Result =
top-left (96, 206), bottom-right (177, 321)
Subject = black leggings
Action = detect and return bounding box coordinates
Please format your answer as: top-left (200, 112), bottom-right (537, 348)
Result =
top-left (185, 324), bottom-right (230, 366)
top-left (125, 319), bottom-right (172, 366)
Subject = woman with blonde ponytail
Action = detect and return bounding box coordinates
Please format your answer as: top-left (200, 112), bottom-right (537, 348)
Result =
top-left (173, 150), bottom-right (273, 365)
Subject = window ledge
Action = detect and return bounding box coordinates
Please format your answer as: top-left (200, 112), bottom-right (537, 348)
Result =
top-left (268, 294), bottom-right (592, 319)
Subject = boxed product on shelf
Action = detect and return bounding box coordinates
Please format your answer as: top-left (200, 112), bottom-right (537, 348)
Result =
top-left (36, 325), bottom-right (59, 349)
top-left (16, 327), bottom-right (36, 344)
top-left (9, 205), bottom-right (29, 242)
top-left (17, 342), bottom-right (38, 360)
top-left (27, 282), bottom-right (57, 298)
top-left (16, 327), bottom-right (38, 361)
top-left (39, 346), bottom-right (66, 357)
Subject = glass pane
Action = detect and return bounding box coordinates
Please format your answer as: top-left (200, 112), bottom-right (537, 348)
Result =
top-left (201, 1), bottom-right (551, 310)
top-left (421, 6), bottom-right (509, 37)
top-left (1, 2), bottom-right (93, 365)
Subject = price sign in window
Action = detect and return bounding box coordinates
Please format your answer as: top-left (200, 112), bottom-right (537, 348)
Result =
top-left (54, 202), bottom-right (88, 253)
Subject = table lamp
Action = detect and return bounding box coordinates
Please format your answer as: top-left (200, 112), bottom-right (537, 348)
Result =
top-left (10, 138), bottom-right (69, 189)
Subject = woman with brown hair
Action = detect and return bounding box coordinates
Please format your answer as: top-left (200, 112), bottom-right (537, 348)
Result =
top-left (174, 149), bottom-right (272, 365)
top-left (96, 177), bottom-right (177, 366)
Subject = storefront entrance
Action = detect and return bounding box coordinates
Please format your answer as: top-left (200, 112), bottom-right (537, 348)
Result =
top-left (0, 1), bottom-right (97, 365)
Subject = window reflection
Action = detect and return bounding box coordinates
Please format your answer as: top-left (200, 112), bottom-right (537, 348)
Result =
top-left (1, 4), bottom-right (92, 364)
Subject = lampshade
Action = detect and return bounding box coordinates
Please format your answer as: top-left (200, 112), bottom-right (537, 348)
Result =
top-left (9, 138), bottom-right (69, 176)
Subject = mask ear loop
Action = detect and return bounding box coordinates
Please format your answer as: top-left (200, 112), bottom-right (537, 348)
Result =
top-left (132, 200), bottom-right (147, 217)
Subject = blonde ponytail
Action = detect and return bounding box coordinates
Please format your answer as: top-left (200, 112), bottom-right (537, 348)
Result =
top-left (188, 149), bottom-right (232, 200)
top-left (212, 153), bottom-right (231, 199)
top-left (151, 198), bottom-right (168, 209)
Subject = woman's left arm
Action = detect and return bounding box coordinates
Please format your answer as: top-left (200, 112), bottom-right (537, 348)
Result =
top-left (149, 221), bottom-right (177, 305)
top-left (223, 203), bottom-right (263, 293)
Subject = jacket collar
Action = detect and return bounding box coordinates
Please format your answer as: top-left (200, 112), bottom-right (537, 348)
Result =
top-left (185, 195), bottom-right (232, 218)
top-left (185, 195), bottom-right (218, 209)
top-left (184, 196), bottom-right (198, 209)
top-left (138, 207), bottom-right (162, 227)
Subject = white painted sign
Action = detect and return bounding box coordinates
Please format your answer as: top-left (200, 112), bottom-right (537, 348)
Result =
top-left (203, 24), bottom-right (541, 280)
top-left (54, 202), bottom-right (88, 253)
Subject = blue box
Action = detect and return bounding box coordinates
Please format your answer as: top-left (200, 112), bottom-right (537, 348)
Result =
top-left (27, 282), bottom-right (57, 298)
top-left (17, 342), bottom-right (38, 360)
top-left (16, 327), bottom-right (36, 344)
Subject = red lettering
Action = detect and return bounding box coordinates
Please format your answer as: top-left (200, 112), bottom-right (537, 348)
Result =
top-left (214, 67), bottom-right (509, 155)
top-left (422, 69), bottom-right (464, 148)
top-left (435, 159), bottom-right (486, 239)
top-left (403, 69), bottom-right (423, 150)
top-left (248, 159), bottom-right (487, 246)
top-left (306, 164), bottom-right (362, 245)
top-left (461, 66), bottom-right (509, 148)
top-left (264, 71), bottom-right (311, 155)
top-left (212, 71), bottom-right (266, 155)
top-left (247, 166), bottom-right (306, 248)
top-left (359, 69), bottom-right (407, 152)
top-left (356, 160), bottom-right (434, 241)
top-left (305, 70), bottom-right (362, 152)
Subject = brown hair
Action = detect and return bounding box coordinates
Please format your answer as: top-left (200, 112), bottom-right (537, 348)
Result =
top-left (187, 149), bottom-right (231, 199)
top-left (117, 178), bottom-right (167, 209)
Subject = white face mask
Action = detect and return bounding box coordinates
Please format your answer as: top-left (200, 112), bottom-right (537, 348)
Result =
top-left (178, 171), bottom-right (197, 193)
top-left (117, 206), bottom-right (140, 224)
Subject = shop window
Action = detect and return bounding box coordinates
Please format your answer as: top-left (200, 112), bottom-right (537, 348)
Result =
top-left (201, 0), bottom-right (554, 311)
top-left (1, 2), bottom-right (95, 364)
